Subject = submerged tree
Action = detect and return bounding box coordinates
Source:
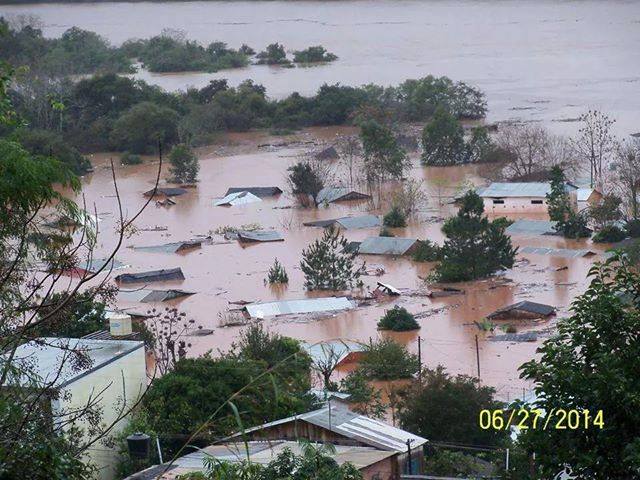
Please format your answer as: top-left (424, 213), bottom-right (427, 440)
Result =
top-left (360, 119), bottom-right (409, 190)
top-left (421, 107), bottom-right (467, 166)
top-left (168, 143), bottom-right (199, 184)
top-left (287, 160), bottom-right (327, 207)
top-left (266, 258), bottom-right (289, 284)
top-left (300, 226), bottom-right (362, 290)
top-left (571, 110), bottom-right (615, 188)
top-left (434, 190), bottom-right (517, 282)
top-left (546, 166), bottom-right (590, 238)
top-left (519, 255), bottom-right (640, 479)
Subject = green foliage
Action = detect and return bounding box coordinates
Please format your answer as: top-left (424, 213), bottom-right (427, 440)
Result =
top-left (422, 450), bottom-right (485, 477)
top-left (293, 46), bottom-right (337, 63)
top-left (359, 338), bottom-right (419, 380)
top-left (399, 365), bottom-right (507, 446)
top-left (16, 128), bottom-right (91, 174)
top-left (300, 226), bottom-right (362, 290)
top-left (589, 194), bottom-right (622, 229)
top-left (546, 166), bottom-right (590, 239)
top-left (120, 151), bottom-right (142, 165)
top-left (412, 239), bottom-right (441, 262)
top-left (339, 370), bottom-right (386, 419)
top-left (466, 126), bottom-right (493, 163)
top-left (421, 107), bottom-right (467, 165)
top-left (287, 161), bottom-right (324, 205)
top-left (169, 143), bottom-right (199, 183)
top-left (256, 43), bottom-right (290, 65)
top-left (133, 34), bottom-right (249, 73)
top-left (382, 205), bottom-right (407, 227)
top-left (434, 190), bottom-right (517, 282)
top-left (377, 305), bottom-right (420, 331)
top-left (266, 258), bottom-right (289, 284)
top-left (626, 219), bottom-right (640, 238)
top-left (111, 101), bottom-right (179, 153)
top-left (592, 225), bottom-right (626, 243)
top-left (360, 119), bottom-right (409, 183)
top-left (518, 255), bottom-right (640, 478)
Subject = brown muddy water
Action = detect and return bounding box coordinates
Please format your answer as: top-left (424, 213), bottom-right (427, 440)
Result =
top-left (69, 126), bottom-right (609, 401)
top-left (3, 0), bottom-right (640, 135)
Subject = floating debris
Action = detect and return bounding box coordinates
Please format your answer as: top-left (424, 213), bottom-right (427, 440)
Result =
top-left (215, 191), bottom-right (262, 207)
top-left (374, 281), bottom-right (402, 296)
top-left (491, 332), bottom-right (538, 342)
top-left (427, 287), bottom-right (466, 298)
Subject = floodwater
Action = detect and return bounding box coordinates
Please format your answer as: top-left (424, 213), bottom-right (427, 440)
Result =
top-left (72, 127), bottom-right (607, 401)
top-left (3, 0), bottom-right (640, 134)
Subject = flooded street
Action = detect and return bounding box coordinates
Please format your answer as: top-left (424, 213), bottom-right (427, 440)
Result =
top-left (3, 0), bottom-right (640, 134)
top-left (72, 126), bottom-right (606, 401)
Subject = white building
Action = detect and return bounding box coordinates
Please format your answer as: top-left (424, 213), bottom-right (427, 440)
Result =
top-left (6, 337), bottom-right (147, 480)
top-left (576, 187), bottom-right (603, 212)
top-left (478, 182), bottom-right (577, 214)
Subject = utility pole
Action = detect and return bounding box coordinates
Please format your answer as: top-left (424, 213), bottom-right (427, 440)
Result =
top-left (405, 439), bottom-right (413, 475)
top-left (505, 448), bottom-right (510, 472)
top-left (475, 335), bottom-right (481, 380)
top-left (417, 335), bottom-right (422, 379)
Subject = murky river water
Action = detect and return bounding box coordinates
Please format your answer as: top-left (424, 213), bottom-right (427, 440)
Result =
top-left (68, 126), bottom-right (609, 400)
top-left (3, 0), bottom-right (640, 134)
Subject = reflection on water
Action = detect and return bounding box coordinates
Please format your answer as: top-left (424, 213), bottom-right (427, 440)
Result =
top-left (68, 127), bottom-right (604, 399)
top-left (3, 0), bottom-right (640, 134)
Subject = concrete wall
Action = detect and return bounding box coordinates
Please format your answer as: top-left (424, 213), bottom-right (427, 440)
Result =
top-left (482, 196), bottom-right (549, 214)
top-left (360, 455), bottom-right (398, 480)
top-left (52, 346), bottom-right (147, 480)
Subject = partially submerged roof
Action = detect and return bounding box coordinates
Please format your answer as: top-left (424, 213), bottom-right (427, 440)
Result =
top-left (316, 187), bottom-right (371, 204)
top-left (357, 237), bottom-right (419, 256)
top-left (76, 257), bottom-right (127, 274)
top-left (244, 297), bottom-right (354, 319)
top-left (225, 187), bottom-right (283, 197)
top-left (520, 246), bottom-right (597, 258)
top-left (479, 182), bottom-right (576, 198)
top-left (117, 288), bottom-right (194, 303)
top-left (304, 215), bottom-right (381, 230)
top-left (237, 230), bottom-right (284, 243)
top-left (215, 191), bottom-right (262, 206)
top-left (506, 220), bottom-right (557, 236)
top-left (576, 187), bottom-right (601, 202)
top-left (315, 145), bottom-right (339, 160)
top-left (375, 281), bottom-right (401, 295)
top-left (302, 339), bottom-right (365, 367)
top-left (144, 187), bottom-right (187, 197)
top-left (6, 337), bottom-right (144, 388)
top-left (487, 301), bottom-right (555, 319)
top-left (133, 240), bottom-right (202, 254)
top-left (237, 402), bottom-right (428, 452)
top-left (115, 268), bottom-right (185, 284)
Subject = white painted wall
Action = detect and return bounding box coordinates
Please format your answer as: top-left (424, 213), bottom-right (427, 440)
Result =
top-left (52, 346), bottom-right (147, 480)
top-left (482, 197), bottom-right (549, 214)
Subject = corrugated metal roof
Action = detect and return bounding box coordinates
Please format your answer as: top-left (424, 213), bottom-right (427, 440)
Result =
top-left (357, 237), bottom-right (418, 255)
top-left (488, 301), bottom-right (555, 319)
top-left (5, 337), bottom-right (143, 388)
top-left (214, 191), bottom-right (262, 206)
top-left (225, 187), bottom-right (283, 197)
top-left (316, 188), bottom-right (371, 204)
top-left (479, 182), bottom-right (576, 198)
top-left (133, 240), bottom-right (202, 254)
top-left (79, 258), bottom-right (127, 273)
top-left (577, 187), bottom-right (600, 202)
top-left (520, 246), bottom-right (597, 258)
top-left (505, 220), bottom-right (557, 236)
top-left (237, 230), bottom-right (284, 242)
top-left (244, 297), bottom-right (353, 319)
top-left (235, 403), bottom-right (427, 452)
top-left (144, 187), bottom-right (187, 197)
top-left (117, 288), bottom-right (194, 303)
top-left (302, 340), bottom-right (365, 366)
top-left (115, 268), bottom-right (185, 284)
top-left (336, 215), bottom-right (382, 229)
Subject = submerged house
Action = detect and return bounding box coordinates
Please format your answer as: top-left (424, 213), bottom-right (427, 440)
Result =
top-left (117, 288), bottom-right (194, 303)
top-left (356, 237), bottom-right (420, 256)
top-left (316, 187), bottom-right (371, 204)
top-left (115, 268), bottom-right (185, 284)
top-left (487, 301), bottom-right (555, 320)
top-left (243, 297), bottom-right (354, 319)
top-left (224, 186), bottom-right (283, 197)
top-left (215, 191), bottom-right (262, 206)
top-left (236, 230), bottom-right (284, 243)
top-left (576, 187), bottom-right (603, 212)
top-left (143, 187), bottom-right (187, 198)
top-left (230, 402), bottom-right (428, 475)
top-left (302, 339), bottom-right (366, 369)
top-left (478, 182), bottom-right (577, 214)
top-left (304, 215), bottom-right (381, 230)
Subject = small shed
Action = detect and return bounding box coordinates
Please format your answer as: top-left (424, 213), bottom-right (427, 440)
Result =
top-left (302, 339), bottom-right (366, 368)
top-left (225, 187), bottom-right (283, 197)
top-left (115, 268), bottom-right (185, 284)
top-left (357, 237), bottom-right (419, 256)
top-left (304, 215), bottom-right (381, 230)
top-left (487, 301), bottom-right (556, 320)
top-left (316, 187), bottom-right (371, 204)
top-left (244, 297), bottom-right (354, 319)
top-left (215, 191), bottom-right (262, 206)
top-left (237, 230), bottom-right (285, 243)
top-left (478, 182), bottom-right (577, 214)
top-left (144, 187), bottom-right (187, 198)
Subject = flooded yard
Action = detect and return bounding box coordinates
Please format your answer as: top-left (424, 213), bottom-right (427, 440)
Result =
top-left (73, 126), bottom-right (607, 401)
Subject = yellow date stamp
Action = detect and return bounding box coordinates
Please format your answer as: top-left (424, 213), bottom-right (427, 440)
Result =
top-left (479, 408), bottom-right (604, 431)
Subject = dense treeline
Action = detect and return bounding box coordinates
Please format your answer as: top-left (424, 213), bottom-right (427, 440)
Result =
top-left (6, 73), bottom-right (486, 161)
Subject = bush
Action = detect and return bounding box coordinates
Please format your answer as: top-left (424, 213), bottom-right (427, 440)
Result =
top-left (359, 338), bottom-right (419, 380)
top-left (16, 128), bottom-right (92, 175)
top-left (120, 151), bottom-right (142, 165)
top-left (592, 225), bottom-right (626, 243)
top-left (377, 306), bottom-right (420, 331)
top-left (626, 219), bottom-right (640, 238)
top-left (256, 43), bottom-right (290, 65)
top-left (111, 102), bottom-right (179, 153)
top-left (293, 46), bottom-right (337, 63)
top-left (266, 258), bottom-right (288, 284)
top-left (412, 240), bottom-right (441, 262)
top-left (383, 206), bottom-right (407, 227)
top-left (168, 143), bottom-right (199, 183)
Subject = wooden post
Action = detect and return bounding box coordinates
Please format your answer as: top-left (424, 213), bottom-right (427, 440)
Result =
top-left (475, 335), bottom-right (481, 380)
top-left (417, 335), bottom-right (422, 379)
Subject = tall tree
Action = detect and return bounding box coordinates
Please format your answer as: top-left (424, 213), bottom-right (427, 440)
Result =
top-left (546, 166), bottom-right (590, 238)
top-left (572, 110), bottom-right (615, 188)
top-left (613, 138), bottom-right (640, 221)
top-left (360, 119), bottom-right (409, 189)
top-left (169, 143), bottom-right (199, 184)
top-left (300, 226), bottom-right (362, 290)
top-left (519, 255), bottom-right (640, 479)
top-left (420, 107), bottom-right (466, 165)
top-left (434, 190), bottom-right (517, 282)
top-left (287, 160), bottom-right (329, 207)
